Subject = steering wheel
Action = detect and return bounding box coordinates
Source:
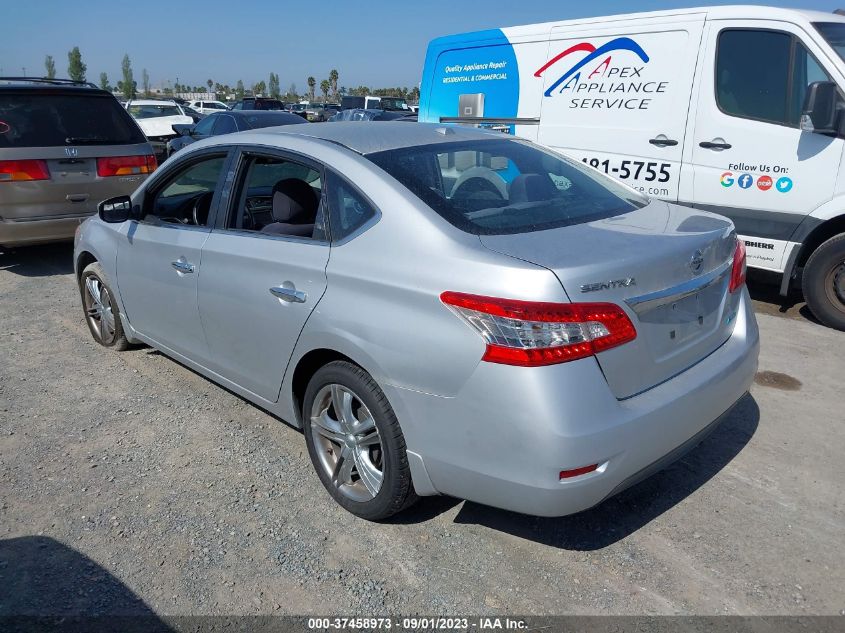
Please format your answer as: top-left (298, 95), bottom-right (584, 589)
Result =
top-left (192, 192), bottom-right (215, 226)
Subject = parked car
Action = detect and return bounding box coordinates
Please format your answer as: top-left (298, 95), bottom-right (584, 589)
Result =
top-left (230, 97), bottom-right (285, 111)
top-left (328, 108), bottom-right (414, 122)
top-left (74, 123), bottom-right (758, 520)
top-left (303, 103), bottom-right (336, 122)
top-left (180, 104), bottom-right (206, 122)
top-left (0, 77), bottom-right (154, 247)
top-left (286, 103), bottom-right (308, 119)
top-left (125, 99), bottom-right (193, 161)
top-left (166, 110), bottom-right (306, 156)
top-left (341, 95), bottom-right (411, 112)
top-left (421, 6), bottom-right (845, 330)
top-left (187, 100), bottom-right (229, 114)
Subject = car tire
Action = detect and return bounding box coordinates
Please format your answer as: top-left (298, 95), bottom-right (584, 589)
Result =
top-left (80, 262), bottom-right (130, 350)
top-left (802, 233), bottom-right (845, 331)
top-left (303, 361), bottom-right (418, 520)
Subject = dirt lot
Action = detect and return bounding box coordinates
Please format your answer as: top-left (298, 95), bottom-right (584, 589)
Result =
top-left (1, 243), bottom-right (843, 617)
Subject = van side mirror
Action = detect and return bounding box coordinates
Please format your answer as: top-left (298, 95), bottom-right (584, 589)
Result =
top-left (98, 196), bottom-right (132, 223)
top-left (801, 81), bottom-right (840, 135)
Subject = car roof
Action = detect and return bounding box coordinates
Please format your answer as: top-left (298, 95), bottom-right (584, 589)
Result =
top-left (206, 121), bottom-right (505, 155)
top-left (0, 77), bottom-right (106, 93)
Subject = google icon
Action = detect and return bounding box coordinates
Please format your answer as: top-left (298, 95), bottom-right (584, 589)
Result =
top-left (720, 171), bottom-right (734, 187)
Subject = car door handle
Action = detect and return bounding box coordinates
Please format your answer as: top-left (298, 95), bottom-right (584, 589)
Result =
top-left (649, 137), bottom-right (679, 147)
top-left (699, 141), bottom-right (732, 150)
top-left (171, 260), bottom-right (195, 274)
top-left (270, 286), bottom-right (307, 303)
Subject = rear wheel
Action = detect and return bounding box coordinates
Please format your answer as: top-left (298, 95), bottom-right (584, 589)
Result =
top-left (303, 361), bottom-right (417, 520)
top-left (803, 233), bottom-right (845, 331)
top-left (80, 262), bottom-right (129, 350)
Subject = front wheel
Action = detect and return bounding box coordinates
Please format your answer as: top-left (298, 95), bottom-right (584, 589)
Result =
top-left (803, 234), bottom-right (845, 331)
top-left (80, 262), bottom-right (130, 350)
top-left (303, 361), bottom-right (418, 520)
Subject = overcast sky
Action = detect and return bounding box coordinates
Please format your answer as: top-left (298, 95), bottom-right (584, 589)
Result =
top-left (3, 0), bottom-right (840, 89)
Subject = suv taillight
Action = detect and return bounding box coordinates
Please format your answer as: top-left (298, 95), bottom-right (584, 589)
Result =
top-left (440, 292), bottom-right (637, 367)
top-left (97, 154), bottom-right (157, 177)
top-left (0, 159), bottom-right (50, 182)
top-left (729, 238), bottom-right (747, 293)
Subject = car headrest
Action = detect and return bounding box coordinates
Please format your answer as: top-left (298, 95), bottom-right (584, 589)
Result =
top-left (508, 174), bottom-right (558, 203)
top-left (272, 179), bottom-right (319, 224)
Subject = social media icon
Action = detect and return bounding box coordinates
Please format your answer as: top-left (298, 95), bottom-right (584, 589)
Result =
top-left (737, 173), bottom-right (754, 189)
top-left (757, 175), bottom-right (773, 191)
top-left (720, 171), bottom-right (734, 187)
top-left (776, 176), bottom-right (793, 193)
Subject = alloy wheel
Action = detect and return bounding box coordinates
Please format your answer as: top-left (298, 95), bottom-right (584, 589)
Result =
top-left (309, 384), bottom-right (384, 502)
top-left (83, 276), bottom-right (117, 345)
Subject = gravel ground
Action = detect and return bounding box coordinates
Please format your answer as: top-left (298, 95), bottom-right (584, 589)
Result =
top-left (0, 244), bottom-right (843, 617)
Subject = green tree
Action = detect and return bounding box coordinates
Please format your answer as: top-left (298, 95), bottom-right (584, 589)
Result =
top-left (142, 69), bottom-right (151, 97)
top-left (329, 69), bottom-right (339, 100)
top-left (269, 72), bottom-right (281, 99)
top-left (287, 83), bottom-right (297, 101)
top-left (44, 55), bottom-right (56, 79)
top-left (99, 72), bottom-right (111, 92)
top-left (67, 47), bottom-right (87, 82)
top-left (235, 79), bottom-right (245, 99)
top-left (320, 79), bottom-right (330, 102)
top-left (307, 76), bottom-right (316, 101)
top-left (120, 54), bottom-right (134, 99)
top-left (409, 86), bottom-right (420, 103)
top-left (253, 80), bottom-right (267, 96)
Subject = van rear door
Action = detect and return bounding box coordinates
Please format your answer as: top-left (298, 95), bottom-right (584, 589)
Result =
top-left (536, 14), bottom-right (705, 201)
top-left (684, 19), bottom-right (844, 273)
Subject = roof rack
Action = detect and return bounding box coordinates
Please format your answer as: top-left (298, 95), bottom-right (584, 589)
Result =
top-left (0, 76), bottom-right (100, 89)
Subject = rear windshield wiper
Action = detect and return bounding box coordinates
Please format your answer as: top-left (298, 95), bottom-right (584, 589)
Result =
top-left (65, 136), bottom-right (111, 144)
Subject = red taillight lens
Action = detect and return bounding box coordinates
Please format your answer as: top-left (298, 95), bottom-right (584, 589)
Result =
top-left (729, 238), bottom-right (747, 293)
top-left (0, 159), bottom-right (50, 182)
top-left (440, 292), bottom-right (637, 367)
top-left (97, 154), bottom-right (157, 177)
top-left (560, 464), bottom-right (599, 479)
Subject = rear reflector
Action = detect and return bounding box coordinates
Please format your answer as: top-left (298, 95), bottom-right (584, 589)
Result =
top-left (560, 464), bottom-right (599, 479)
top-left (97, 154), bottom-right (157, 177)
top-left (440, 292), bottom-right (637, 367)
top-left (0, 159), bottom-right (50, 182)
top-left (729, 238), bottom-right (747, 293)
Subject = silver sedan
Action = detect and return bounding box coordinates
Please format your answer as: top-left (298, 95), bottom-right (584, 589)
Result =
top-left (74, 123), bottom-right (759, 520)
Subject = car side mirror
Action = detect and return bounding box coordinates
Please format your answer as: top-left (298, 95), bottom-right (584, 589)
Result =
top-left (98, 196), bottom-right (132, 223)
top-left (172, 124), bottom-right (194, 137)
top-left (801, 81), bottom-right (840, 135)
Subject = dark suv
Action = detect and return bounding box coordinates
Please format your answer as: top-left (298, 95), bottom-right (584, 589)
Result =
top-left (0, 77), bottom-right (155, 247)
top-left (230, 97), bottom-right (285, 111)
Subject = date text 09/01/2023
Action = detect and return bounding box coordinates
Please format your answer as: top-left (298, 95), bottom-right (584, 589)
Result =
top-left (306, 616), bottom-right (528, 630)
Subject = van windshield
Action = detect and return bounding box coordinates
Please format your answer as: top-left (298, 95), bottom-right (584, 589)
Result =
top-left (367, 139), bottom-right (647, 235)
top-left (815, 22), bottom-right (845, 63)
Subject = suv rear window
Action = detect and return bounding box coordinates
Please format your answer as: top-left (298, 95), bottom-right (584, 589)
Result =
top-left (0, 92), bottom-right (146, 147)
top-left (367, 139), bottom-right (646, 235)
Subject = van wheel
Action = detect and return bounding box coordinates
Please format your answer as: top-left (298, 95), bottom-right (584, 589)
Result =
top-left (803, 233), bottom-right (845, 331)
top-left (80, 262), bottom-right (130, 350)
top-left (302, 361), bottom-right (418, 520)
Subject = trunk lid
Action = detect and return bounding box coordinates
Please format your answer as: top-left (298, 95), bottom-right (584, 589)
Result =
top-left (135, 115), bottom-right (193, 139)
top-left (479, 200), bottom-right (741, 399)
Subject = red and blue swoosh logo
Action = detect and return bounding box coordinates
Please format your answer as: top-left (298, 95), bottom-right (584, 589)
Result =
top-left (535, 37), bottom-right (649, 97)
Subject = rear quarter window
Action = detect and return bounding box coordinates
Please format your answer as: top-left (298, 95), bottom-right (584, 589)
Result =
top-left (0, 92), bottom-right (146, 147)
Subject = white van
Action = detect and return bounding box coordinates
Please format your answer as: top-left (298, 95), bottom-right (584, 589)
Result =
top-left (419, 6), bottom-right (845, 330)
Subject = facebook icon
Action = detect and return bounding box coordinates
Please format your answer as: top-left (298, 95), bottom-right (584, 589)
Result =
top-left (738, 173), bottom-right (754, 189)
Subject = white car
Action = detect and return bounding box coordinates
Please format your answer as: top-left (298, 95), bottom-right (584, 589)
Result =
top-left (125, 100), bottom-right (194, 159)
top-left (187, 100), bottom-right (229, 114)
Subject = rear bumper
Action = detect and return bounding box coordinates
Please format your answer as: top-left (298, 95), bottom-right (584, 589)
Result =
top-left (385, 289), bottom-right (760, 517)
top-left (0, 214), bottom-right (92, 247)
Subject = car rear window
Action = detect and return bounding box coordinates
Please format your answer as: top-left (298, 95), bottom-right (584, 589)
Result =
top-left (367, 139), bottom-right (646, 235)
top-left (0, 92), bottom-right (146, 147)
top-left (128, 104), bottom-right (183, 119)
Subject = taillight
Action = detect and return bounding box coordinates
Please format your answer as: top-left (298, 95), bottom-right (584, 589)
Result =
top-left (0, 159), bottom-right (50, 182)
top-left (440, 292), bottom-right (637, 367)
top-left (97, 154), bottom-right (157, 177)
top-left (729, 238), bottom-right (747, 293)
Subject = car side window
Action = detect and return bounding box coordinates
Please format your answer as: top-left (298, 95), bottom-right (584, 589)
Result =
top-left (716, 29), bottom-right (837, 127)
top-left (144, 155), bottom-right (227, 227)
top-left (326, 172), bottom-right (377, 241)
top-left (192, 115), bottom-right (216, 136)
top-left (213, 115), bottom-right (238, 135)
top-left (228, 154), bottom-right (326, 240)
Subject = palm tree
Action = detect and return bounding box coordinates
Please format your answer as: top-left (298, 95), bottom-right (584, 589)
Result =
top-left (329, 69), bottom-right (339, 100)
top-left (307, 76), bottom-right (316, 101)
top-left (320, 79), bottom-right (330, 102)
